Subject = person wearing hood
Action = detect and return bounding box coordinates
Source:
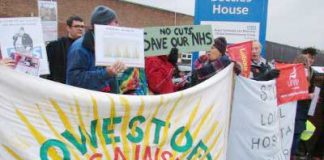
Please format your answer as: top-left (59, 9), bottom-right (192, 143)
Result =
top-left (66, 5), bottom-right (126, 93)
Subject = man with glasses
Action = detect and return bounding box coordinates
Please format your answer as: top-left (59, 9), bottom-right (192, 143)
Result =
top-left (46, 15), bottom-right (85, 83)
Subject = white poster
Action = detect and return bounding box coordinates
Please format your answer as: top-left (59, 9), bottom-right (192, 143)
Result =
top-left (312, 66), bottom-right (324, 74)
top-left (0, 17), bottom-right (49, 75)
top-left (201, 21), bottom-right (260, 44)
top-left (95, 25), bottom-right (145, 68)
top-left (308, 86), bottom-right (321, 116)
top-left (38, 0), bottom-right (58, 42)
top-left (13, 53), bottom-right (40, 76)
top-left (227, 76), bottom-right (296, 160)
top-left (0, 64), bottom-right (234, 160)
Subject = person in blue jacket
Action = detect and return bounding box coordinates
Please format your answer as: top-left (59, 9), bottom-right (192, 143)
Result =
top-left (66, 5), bottom-right (126, 93)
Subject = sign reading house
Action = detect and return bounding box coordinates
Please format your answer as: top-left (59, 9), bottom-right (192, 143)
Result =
top-left (194, 0), bottom-right (269, 57)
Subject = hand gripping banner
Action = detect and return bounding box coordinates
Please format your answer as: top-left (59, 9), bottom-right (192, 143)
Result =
top-left (0, 64), bottom-right (234, 160)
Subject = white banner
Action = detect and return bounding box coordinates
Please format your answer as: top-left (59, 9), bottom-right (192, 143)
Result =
top-left (0, 64), bottom-right (234, 160)
top-left (227, 76), bottom-right (296, 160)
top-left (38, 0), bottom-right (58, 42)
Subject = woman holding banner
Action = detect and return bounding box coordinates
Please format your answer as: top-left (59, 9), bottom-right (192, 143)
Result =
top-left (191, 37), bottom-right (231, 85)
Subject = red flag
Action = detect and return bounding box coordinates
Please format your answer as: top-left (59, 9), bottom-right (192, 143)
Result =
top-left (276, 63), bottom-right (309, 105)
top-left (227, 41), bottom-right (252, 77)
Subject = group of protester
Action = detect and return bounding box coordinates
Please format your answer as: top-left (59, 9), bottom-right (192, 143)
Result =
top-left (0, 5), bottom-right (282, 94)
top-left (0, 4), bottom-right (323, 160)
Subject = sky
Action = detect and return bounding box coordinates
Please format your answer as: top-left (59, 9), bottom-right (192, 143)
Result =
top-left (123, 0), bottom-right (324, 50)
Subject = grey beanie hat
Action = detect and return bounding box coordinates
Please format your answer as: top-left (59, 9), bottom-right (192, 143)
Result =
top-left (91, 5), bottom-right (117, 25)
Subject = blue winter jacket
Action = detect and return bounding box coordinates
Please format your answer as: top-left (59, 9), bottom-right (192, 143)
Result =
top-left (66, 31), bottom-right (115, 92)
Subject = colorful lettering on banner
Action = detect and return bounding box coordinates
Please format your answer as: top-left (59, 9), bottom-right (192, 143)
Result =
top-left (227, 41), bottom-right (252, 78)
top-left (275, 63), bottom-right (309, 105)
top-left (0, 64), bottom-right (234, 160)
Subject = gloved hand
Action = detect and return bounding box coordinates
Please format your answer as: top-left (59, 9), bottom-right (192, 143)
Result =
top-left (266, 69), bottom-right (280, 80)
top-left (198, 54), bottom-right (209, 63)
top-left (174, 75), bottom-right (189, 90)
top-left (232, 61), bottom-right (242, 75)
top-left (168, 48), bottom-right (179, 65)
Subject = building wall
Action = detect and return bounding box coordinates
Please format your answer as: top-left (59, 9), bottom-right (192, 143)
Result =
top-left (0, 0), bottom-right (194, 36)
top-left (266, 41), bottom-right (324, 66)
top-left (2, 0), bottom-right (323, 65)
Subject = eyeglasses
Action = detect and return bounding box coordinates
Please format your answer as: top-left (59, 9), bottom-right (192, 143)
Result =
top-left (71, 25), bottom-right (85, 28)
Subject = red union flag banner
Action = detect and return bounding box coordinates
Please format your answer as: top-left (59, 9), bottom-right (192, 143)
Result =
top-left (227, 41), bottom-right (252, 78)
top-left (275, 63), bottom-right (309, 105)
top-left (0, 64), bottom-right (234, 160)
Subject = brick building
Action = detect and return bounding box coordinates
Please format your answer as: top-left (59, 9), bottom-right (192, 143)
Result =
top-left (1, 0), bottom-right (323, 65)
top-left (0, 0), bottom-right (194, 37)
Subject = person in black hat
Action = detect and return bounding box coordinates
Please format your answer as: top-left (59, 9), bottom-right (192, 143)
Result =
top-left (291, 47), bottom-right (321, 160)
top-left (66, 5), bottom-right (126, 93)
top-left (191, 37), bottom-right (232, 85)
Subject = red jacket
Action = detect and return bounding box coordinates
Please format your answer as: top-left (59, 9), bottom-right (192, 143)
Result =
top-left (145, 56), bottom-right (176, 94)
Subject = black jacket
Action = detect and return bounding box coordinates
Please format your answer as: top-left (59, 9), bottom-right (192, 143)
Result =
top-left (251, 58), bottom-right (279, 81)
top-left (46, 37), bottom-right (75, 83)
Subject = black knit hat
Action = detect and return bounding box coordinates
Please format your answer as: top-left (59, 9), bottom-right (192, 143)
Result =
top-left (213, 37), bottom-right (227, 55)
top-left (301, 47), bottom-right (318, 56)
top-left (91, 5), bottom-right (117, 25)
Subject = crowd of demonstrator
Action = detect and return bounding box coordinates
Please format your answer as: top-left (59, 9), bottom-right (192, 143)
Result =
top-left (0, 5), bottom-right (323, 160)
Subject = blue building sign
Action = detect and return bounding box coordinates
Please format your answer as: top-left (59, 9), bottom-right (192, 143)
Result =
top-left (194, 0), bottom-right (269, 57)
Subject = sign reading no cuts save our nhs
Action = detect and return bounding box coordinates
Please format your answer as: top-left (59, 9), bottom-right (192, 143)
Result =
top-left (144, 25), bottom-right (213, 56)
top-left (194, 0), bottom-right (268, 56)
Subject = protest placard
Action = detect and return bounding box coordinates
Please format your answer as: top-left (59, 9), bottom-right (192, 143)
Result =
top-left (0, 17), bottom-right (49, 75)
top-left (312, 66), bottom-right (324, 74)
top-left (308, 87), bottom-right (321, 116)
top-left (95, 25), bottom-right (145, 68)
top-left (13, 53), bottom-right (40, 76)
top-left (38, 0), bottom-right (58, 42)
top-left (227, 41), bottom-right (252, 77)
top-left (144, 25), bottom-right (213, 56)
top-left (276, 63), bottom-right (309, 105)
